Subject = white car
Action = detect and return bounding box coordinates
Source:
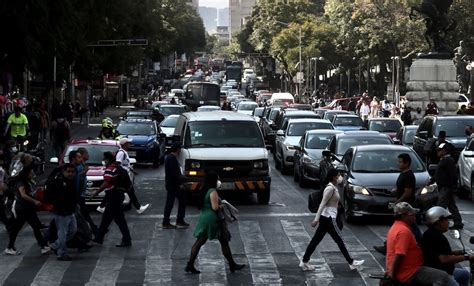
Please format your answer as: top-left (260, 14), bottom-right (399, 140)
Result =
top-left (236, 101), bottom-right (258, 115)
top-left (458, 94), bottom-right (469, 109)
top-left (458, 137), bottom-right (474, 199)
top-left (197, 105), bottom-right (221, 112)
top-left (243, 69), bottom-right (256, 82)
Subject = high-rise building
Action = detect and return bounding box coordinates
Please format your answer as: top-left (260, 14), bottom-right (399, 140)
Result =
top-left (199, 7), bottom-right (218, 32)
top-left (229, 0), bottom-right (256, 38)
top-left (186, 0), bottom-right (199, 9)
top-left (218, 8), bottom-right (229, 27)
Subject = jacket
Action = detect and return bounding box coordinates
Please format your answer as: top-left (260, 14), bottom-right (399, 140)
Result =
top-left (434, 155), bottom-right (457, 188)
top-left (50, 174), bottom-right (77, 216)
top-left (165, 154), bottom-right (184, 191)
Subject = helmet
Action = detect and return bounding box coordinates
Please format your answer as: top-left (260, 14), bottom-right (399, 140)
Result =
top-left (102, 117), bottom-right (113, 128)
top-left (425, 206), bottom-right (452, 225)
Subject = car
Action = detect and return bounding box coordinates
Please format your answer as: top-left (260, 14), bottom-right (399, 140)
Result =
top-left (159, 115), bottom-right (180, 148)
top-left (412, 116), bottom-right (474, 162)
top-left (154, 104), bottom-right (187, 122)
top-left (172, 111), bottom-right (271, 204)
top-left (260, 107), bottom-right (281, 147)
top-left (458, 94), bottom-right (469, 109)
top-left (458, 137), bottom-right (474, 199)
top-left (220, 85), bottom-right (233, 98)
top-left (288, 104), bottom-right (313, 111)
top-left (116, 119), bottom-right (166, 167)
top-left (323, 110), bottom-right (350, 122)
top-left (151, 101), bottom-right (170, 110)
top-left (226, 80), bottom-right (238, 89)
top-left (122, 109), bottom-right (159, 121)
top-left (368, 118), bottom-right (403, 138)
top-left (253, 107), bottom-right (265, 123)
top-left (256, 92), bottom-right (272, 106)
top-left (169, 89), bottom-right (185, 101)
top-left (269, 92), bottom-right (294, 106)
top-left (330, 114), bottom-right (364, 131)
top-left (275, 118), bottom-right (334, 174)
top-left (197, 105), bottom-right (222, 112)
top-left (394, 125), bottom-right (418, 146)
top-left (339, 145), bottom-right (436, 221)
top-left (293, 130), bottom-right (344, 188)
top-left (49, 140), bottom-right (133, 206)
top-left (321, 97), bottom-right (361, 110)
top-left (326, 131), bottom-right (393, 161)
top-left (243, 69), bottom-right (256, 82)
top-left (313, 108), bottom-right (328, 119)
top-left (236, 101), bottom-right (258, 115)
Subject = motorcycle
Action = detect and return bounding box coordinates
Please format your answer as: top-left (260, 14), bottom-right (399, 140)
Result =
top-left (453, 230), bottom-right (474, 285)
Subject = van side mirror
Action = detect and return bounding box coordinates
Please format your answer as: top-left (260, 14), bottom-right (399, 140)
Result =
top-left (419, 131), bottom-right (428, 139)
top-left (276, 130), bottom-right (284, 136)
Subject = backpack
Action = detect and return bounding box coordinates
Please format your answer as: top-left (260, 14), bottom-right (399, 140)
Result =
top-left (54, 120), bottom-right (70, 142)
top-left (308, 187), bottom-right (335, 213)
top-left (44, 166), bottom-right (63, 204)
top-left (115, 165), bottom-right (132, 192)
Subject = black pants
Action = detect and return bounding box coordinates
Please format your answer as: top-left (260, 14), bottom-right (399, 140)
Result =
top-left (438, 187), bottom-right (463, 226)
top-left (78, 197), bottom-right (97, 234)
top-left (188, 236), bottom-right (236, 266)
top-left (99, 186), bottom-right (140, 210)
top-left (303, 215), bottom-right (353, 264)
top-left (96, 192), bottom-right (131, 244)
top-left (8, 207), bottom-right (47, 249)
top-left (162, 188), bottom-right (186, 225)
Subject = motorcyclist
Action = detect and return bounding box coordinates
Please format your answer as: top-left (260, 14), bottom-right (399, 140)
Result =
top-left (97, 118), bottom-right (120, 140)
top-left (4, 106), bottom-right (29, 144)
top-left (422, 206), bottom-right (471, 286)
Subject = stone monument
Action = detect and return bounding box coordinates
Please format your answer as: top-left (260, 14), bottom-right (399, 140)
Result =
top-left (405, 0), bottom-right (459, 115)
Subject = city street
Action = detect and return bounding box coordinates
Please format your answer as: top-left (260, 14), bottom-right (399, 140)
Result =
top-left (1, 112), bottom-right (474, 286)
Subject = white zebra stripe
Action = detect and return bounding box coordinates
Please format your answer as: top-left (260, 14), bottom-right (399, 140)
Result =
top-left (144, 222), bottom-right (174, 285)
top-left (198, 240), bottom-right (227, 286)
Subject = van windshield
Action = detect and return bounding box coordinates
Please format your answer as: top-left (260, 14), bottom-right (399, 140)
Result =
top-left (185, 121), bottom-right (264, 148)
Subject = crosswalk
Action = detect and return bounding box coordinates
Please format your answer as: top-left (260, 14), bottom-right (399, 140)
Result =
top-left (0, 216), bottom-right (472, 286)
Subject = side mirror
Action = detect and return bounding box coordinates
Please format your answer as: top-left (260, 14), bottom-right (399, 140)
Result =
top-left (276, 130), bottom-right (284, 136)
top-left (393, 138), bottom-right (401, 145)
top-left (419, 131), bottom-right (428, 139)
top-left (49, 157), bottom-right (59, 164)
top-left (265, 145), bottom-right (273, 150)
top-left (428, 164), bottom-right (438, 176)
top-left (129, 158), bottom-right (137, 165)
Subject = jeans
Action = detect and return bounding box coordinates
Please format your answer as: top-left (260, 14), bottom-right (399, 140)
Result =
top-left (8, 207), bottom-right (47, 249)
top-left (96, 191), bottom-right (131, 244)
top-left (438, 187), bottom-right (463, 226)
top-left (51, 214), bottom-right (77, 257)
top-left (406, 266), bottom-right (451, 286)
top-left (449, 268), bottom-right (470, 286)
top-left (162, 188), bottom-right (186, 225)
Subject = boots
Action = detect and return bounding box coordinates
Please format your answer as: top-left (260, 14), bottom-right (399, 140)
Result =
top-left (185, 262), bottom-right (200, 274)
top-left (229, 262), bottom-right (245, 273)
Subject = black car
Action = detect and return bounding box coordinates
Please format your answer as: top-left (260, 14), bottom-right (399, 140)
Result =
top-left (259, 107), bottom-right (282, 149)
top-left (326, 131), bottom-right (393, 161)
top-left (412, 116), bottom-right (474, 162)
top-left (293, 130), bottom-right (343, 188)
top-left (394, 125), bottom-right (418, 147)
top-left (154, 104), bottom-right (186, 122)
top-left (339, 145), bottom-right (436, 222)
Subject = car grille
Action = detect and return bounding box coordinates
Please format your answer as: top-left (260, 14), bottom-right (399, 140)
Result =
top-left (369, 188), bottom-right (397, 197)
top-left (202, 160), bottom-right (252, 179)
top-left (86, 180), bottom-right (102, 190)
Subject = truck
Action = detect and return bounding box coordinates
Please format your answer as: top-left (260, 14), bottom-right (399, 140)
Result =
top-left (225, 61), bottom-right (243, 88)
top-left (183, 82), bottom-right (220, 111)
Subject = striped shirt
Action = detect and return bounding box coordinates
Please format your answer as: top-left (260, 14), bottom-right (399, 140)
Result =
top-left (103, 163), bottom-right (118, 192)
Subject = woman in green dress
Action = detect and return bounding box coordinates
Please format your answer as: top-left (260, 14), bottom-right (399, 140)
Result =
top-left (185, 171), bottom-right (245, 274)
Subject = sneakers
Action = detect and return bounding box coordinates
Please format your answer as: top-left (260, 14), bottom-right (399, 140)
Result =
top-left (137, 204), bottom-right (150, 215)
top-left (299, 261), bottom-right (315, 271)
top-left (96, 206), bottom-right (105, 214)
top-left (176, 221), bottom-right (190, 228)
top-left (4, 248), bottom-right (21, 256)
top-left (349, 259), bottom-right (365, 270)
top-left (162, 223), bottom-right (177, 229)
top-left (41, 246), bottom-right (51, 255)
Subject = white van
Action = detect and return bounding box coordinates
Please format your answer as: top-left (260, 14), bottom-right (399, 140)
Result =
top-left (269, 92), bottom-right (294, 106)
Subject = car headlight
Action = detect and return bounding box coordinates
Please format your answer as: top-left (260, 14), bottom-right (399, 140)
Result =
top-left (190, 161), bottom-right (201, 169)
top-left (420, 183), bottom-right (437, 195)
top-left (285, 144), bottom-right (296, 151)
top-left (253, 160), bottom-right (268, 169)
top-left (350, 185), bottom-right (371, 196)
top-left (302, 154), bottom-right (317, 165)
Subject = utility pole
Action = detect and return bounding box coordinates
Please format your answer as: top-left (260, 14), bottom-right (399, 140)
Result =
top-left (299, 27), bottom-right (302, 100)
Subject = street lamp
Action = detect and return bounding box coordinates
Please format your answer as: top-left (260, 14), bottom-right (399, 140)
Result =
top-left (311, 57), bottom-right (324, 96)
top-left (391, 56), bottom-right (401, 106)
top-left (275, 20), bottom-right (302, 98)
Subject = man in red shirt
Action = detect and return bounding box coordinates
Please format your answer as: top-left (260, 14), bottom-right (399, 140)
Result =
top-left (386, 202), bottom-right (450, 285)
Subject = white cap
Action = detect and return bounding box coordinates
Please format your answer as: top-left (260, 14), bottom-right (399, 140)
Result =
top-left (119, 137), bottom-right (133, 145)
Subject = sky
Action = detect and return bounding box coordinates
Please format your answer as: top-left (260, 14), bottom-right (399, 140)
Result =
top-left (199, 0), bottom-right (228, 9)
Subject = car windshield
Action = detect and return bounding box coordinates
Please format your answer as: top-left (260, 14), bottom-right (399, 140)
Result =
top-left (269, 109), bottom-right (280, 121)
top-left (325, 112), bottom-right (347, 122)
top-left (336, 137), bottom-right (392, 155)
top-left (306, 134), bottom-right (336, 149)
top-left (404, 129), bottom-right (416, 145)
top-left (435, 119), bottom-right (474, 137)
top-left (127, 112), bottom-right (151, 117)
top-left (287, 122), bottom-right (333, 136)
top-left (185, 121), bottom-right (264, 148)
top-left (63, 145), bottom-right (119, 166)
top-left (253, 108), bottom-right (264, 117)
top-left (352, 150), bottom-right (425, 173)
top-left (160, 116), bottom-right (178, 127)
top-left (221, 86), bottom-right (231, 91)
top-left (273, 99), bottom-right (293, 106)
top-left (117, 123), bottom-right (156, 136)
top-left (238, 103), bottom-right (258, 111)
top-left (334, 117), bottom-right (363, 127)
top-left (369, 120), bottom-right (402, 132)
top-left (198, 106), bottom-right (220, 111)
top-left (159, 106), bottom-right (185, 116)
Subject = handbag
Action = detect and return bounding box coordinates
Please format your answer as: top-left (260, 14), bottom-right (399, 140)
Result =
top-left (216, 209), bottom-right (231, 241)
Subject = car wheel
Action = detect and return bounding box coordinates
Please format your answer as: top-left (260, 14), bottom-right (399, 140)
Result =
top-left (275, 150), bottom-right (281, 170)
top-left (257, 185), bottom-right (271, 204)
top-left (293, 165), bottom-right (299, 182)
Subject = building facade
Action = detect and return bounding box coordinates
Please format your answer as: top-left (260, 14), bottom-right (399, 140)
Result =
top-left (229, 0), bottom-right (256, 38)
top-left (199, 6), bottom-right (218, 32)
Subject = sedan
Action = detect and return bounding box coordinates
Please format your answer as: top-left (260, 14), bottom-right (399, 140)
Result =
top-left (368, 118), bottom-right (402, 138)
top-left (327, 131), bottom-right (393, 161)
top-left (394, 125), bottom-right (418, 147)
top-left (457, 137), bottom-right (474, 199)
top-left (197, 105), bottom-right (221, 112)
top-left (236, 101), bottom-right (258, 115)
top-left (331, 114), bottom-right (364, 131)
top-left (159, 115), bottom-right (180, 148)
top-left (340, 145), bottom-right (436, 221)
top-left (293, 130), bottom-right (343, 187)
top-left (154, 104), bottom-right (186, 122)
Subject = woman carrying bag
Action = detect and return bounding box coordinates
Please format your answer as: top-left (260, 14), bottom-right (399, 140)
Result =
top-left (185, 171), bottom-right (245, 274)
top-left (300, 168), bottom-right (364, 271)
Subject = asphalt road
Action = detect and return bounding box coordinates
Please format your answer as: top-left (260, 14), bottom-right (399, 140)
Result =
top-left (2, 108), bottom-right (474, 285)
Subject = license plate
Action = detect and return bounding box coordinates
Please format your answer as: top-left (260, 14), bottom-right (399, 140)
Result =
top-left (128, 151), bottom-right (137, 157)
top-left (221, 182), bottom-right (234, 190)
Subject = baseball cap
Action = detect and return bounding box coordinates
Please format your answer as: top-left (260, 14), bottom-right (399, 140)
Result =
top-left (394, 202), bottom-right (419, 215)
top-left (170, 142), bottom-right (182, 152)
top-left (119, 137), bottom-right (133, 145)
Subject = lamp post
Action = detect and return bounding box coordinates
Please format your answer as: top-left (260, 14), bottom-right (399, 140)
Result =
top-left (311, 57), bottom-right (324, 96)
top-left (391, 56), bottom-right (401, 106)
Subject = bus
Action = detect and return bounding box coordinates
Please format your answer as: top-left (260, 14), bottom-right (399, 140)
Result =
top-left (184, 82), bottom-right (220, 111)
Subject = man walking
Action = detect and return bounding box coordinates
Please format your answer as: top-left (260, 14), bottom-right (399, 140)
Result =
top-left (92, 152), bottom-right (131, 247)
top-left (50, 116), bottom-right (70, 158)
top-left (75, 148), bottom-right (98, 235)
top-left (49, 164), bottom-right (78, 261)
top-left (4, 106), bottom-right (29, 141)
top-left (162, 143), bottom-right (188, 229)
top-left (114, 138), bottom-right (149, 214)
top-left (435, 143), bottom-right (463, 229)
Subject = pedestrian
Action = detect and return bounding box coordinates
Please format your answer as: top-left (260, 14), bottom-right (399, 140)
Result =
top-left (299, 169), bottom-right (364, 271)
top-left (374, 153), bottom-right (422, 255)
top-left (370, 97), bottom-right (379, 118)
top-left (185, 171), bottom-right (245, 274)
top-left (425, 130), bottom-right (447, 165)
top-left (162, 143), bottom-right (188, 229)
top-left (457, 105), bottom-right (467, 115)
top-left (422, 206), bottom-right (471, 286)
top-left (401, 106), bottom-right (413, 126)
top-left (113, 138), bottom-right (150, 214)
top-left (434, 143), bottom-right (463, 229)
top-left (75, 148), bottom-right (98, 235)
top-left (360, 101), bottom-right (370, 122)
top-left (92, 152), bottom-right (132, 247)
top-left (50, 116), bottom-right (71, 158)
top-left (385, 202), bottom-right (451, 285)
top-left (48, 163), bottom-right (78, 261)
top-left (38, 105), bottom-right (50, 141)
top-left (3, 106), bottom-right (29, 142)
top-left (5, 166), bottom-right (50, 256)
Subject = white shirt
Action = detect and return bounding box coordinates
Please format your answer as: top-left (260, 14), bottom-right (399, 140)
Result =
top-left (315, 183), bottom-right (340, 221)
top-left (116, 148), bottom-right (131, 173)
top-left (361, 104), bottom-right (370, 116)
